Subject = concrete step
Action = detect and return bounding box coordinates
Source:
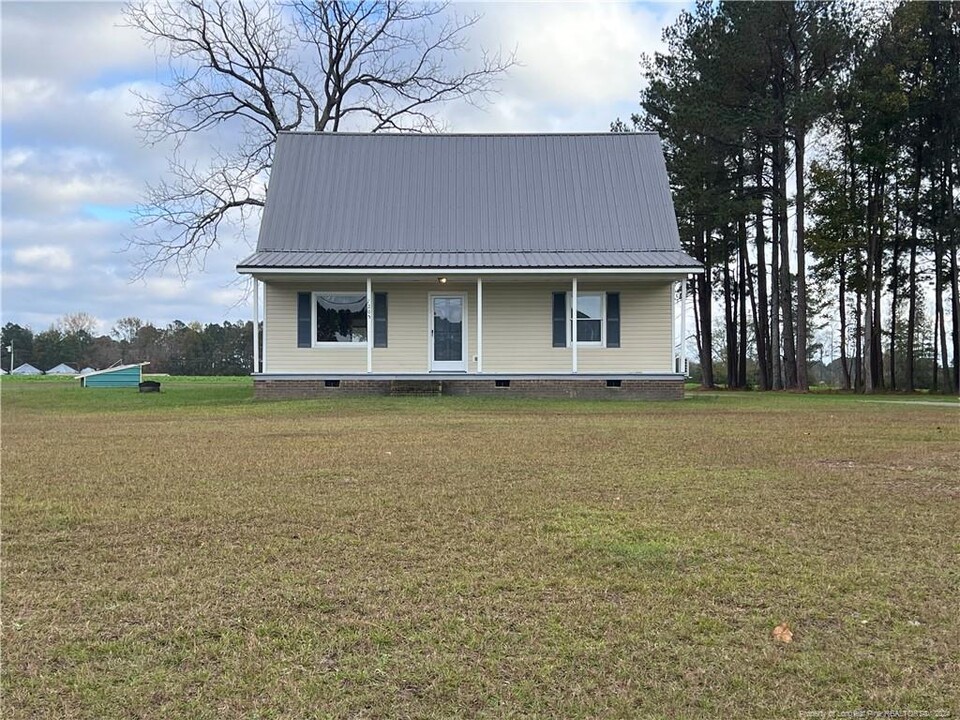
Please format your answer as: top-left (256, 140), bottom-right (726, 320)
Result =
top-left (389, 380), bottom-right (442, 396)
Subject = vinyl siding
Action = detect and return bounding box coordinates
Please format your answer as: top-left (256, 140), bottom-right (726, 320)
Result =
top-left (263, 279), bottom-right (672, 374)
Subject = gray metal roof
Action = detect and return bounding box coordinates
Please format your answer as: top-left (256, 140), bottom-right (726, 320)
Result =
top-left (241, 132), bottom-right (697, 270)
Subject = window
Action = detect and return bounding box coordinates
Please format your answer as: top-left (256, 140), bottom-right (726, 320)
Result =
top-left (314, 292), bottom-right (367, 344)
top-left (567, 292), bottom-right (605, 346)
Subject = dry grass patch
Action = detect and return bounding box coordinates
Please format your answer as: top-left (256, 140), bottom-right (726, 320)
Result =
top-left (2, 380), bottom-right (958, 718)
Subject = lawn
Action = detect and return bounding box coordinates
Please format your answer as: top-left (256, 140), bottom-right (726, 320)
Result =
top-left (2, 378), bottom-right (958, 718)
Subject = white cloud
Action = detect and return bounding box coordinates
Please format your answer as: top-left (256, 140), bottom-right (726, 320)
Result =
top-left (442, 1), bottom-right (682, 132)
top-left (1, 3), bottom-right (154, 83)
top-left (12, 245), bottom-right (74, 271)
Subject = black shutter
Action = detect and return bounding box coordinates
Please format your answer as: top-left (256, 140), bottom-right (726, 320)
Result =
top-left (373, 292), bottom-right (388, 348)
top-left (297, 292), bottom-right (311, 348)
top-left (552, 292), bottom-right (567, 347)
top-left (606, 292), bottom-right (620, 348)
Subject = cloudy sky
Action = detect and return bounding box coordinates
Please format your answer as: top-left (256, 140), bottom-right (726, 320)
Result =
top-left (1, 1), bottom-right (686, 334)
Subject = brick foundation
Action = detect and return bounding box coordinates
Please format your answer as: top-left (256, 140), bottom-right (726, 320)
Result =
top-left (254, 376), bottom-right (684, 400)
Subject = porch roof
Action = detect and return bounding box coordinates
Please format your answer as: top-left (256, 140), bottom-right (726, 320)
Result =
top-left (238, 249), bottom-right (700, 273)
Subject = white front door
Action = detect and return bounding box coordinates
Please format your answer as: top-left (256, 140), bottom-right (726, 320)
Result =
top-left (430, 294), bottom-right (467, 372)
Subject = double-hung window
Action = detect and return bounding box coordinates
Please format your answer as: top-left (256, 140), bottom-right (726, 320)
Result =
top-left (568, 291), bottom-right (605, 346)
top-left (313, 292), bottom-right (367, 345)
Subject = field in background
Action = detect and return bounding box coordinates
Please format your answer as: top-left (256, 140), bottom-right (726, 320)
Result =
top-left (2, 378), bottom-right (958, 717)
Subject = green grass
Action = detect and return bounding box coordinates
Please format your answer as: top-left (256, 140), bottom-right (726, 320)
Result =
top-left (2, 378), bottom-right (958, 718)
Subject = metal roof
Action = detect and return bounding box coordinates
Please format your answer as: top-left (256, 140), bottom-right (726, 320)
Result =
top-left (239, 250), bottom-right (699, 270)
top-left (74, 362), bottom-right (149, 379)
top-left (242, 132), bottom-right (697, 271)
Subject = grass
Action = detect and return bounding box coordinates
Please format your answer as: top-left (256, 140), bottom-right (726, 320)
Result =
top-left (2, 377), bottom-right (958, 718)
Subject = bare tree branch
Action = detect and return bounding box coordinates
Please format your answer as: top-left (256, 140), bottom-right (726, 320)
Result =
top-left (123, 0), bottom-right (515, 275)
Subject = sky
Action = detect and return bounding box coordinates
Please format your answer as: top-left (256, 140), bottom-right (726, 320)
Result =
top-left (1, 1), bottom-right (687, 335)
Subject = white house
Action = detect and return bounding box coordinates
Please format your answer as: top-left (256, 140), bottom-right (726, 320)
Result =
top-left (238, 132), bottom-right (701, 399)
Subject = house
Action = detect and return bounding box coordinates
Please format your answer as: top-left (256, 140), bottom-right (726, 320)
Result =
top-left (237, 132), bottom-right (702, 399)
top-left (11, 363), bottom-right (42, 375)
top-left (77, 362), bottom-right (149, 388)
top-left (46, 363), bottom-right (78, 375)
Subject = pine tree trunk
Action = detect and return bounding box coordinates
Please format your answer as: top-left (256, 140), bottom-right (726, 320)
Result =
top-left (838, 255), bottom-right (851, 391)
top-left (855, 289), bottom-right (863, 392)
top-left (865, 165), bottom-right (875, 394)
top-left (723, 248), bottom-right (737, 388)
top-left (947, 160), bottom-right (959, 393)
top-left (873, 173), bottom-right (886, 389)
top-left (698, 273), bottom-right (716, 389)
top-left (794, 128), bottom-right (809, 391)
top-left (738, 219), bottom-right (749, 388)
top-left (770, 190), bottom-right (783, 390)
top-left (777, 136), bottom-right (798, 389)
top-left (889, 202), bottom-right (900, 392)
top-left (697, 228), bottom-right (715, 389)
top-left (935, 236), bottom-right (954, 394)
top-left (906, 143), bottom-right (921, 392)
top-left (753, 147), bottom-right (772, 390)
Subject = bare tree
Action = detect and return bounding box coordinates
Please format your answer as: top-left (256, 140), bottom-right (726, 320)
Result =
top-left (124, 0), bottom-right (514, 276)
top-left (58, 312), bottom-right (99, 336)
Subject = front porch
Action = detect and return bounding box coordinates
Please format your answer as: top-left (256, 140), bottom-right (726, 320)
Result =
top-left (248, 271), bottom-right (691, 380)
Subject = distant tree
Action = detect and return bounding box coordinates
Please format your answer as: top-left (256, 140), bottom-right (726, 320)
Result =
top-left (58, 312), bottom-right (98, 336)
top-left (112, 317), bottom-right (145, 344)
top-left (1, 323), bottom-right (35, 371)
top-left (32, 328), bottom-right (64, 371)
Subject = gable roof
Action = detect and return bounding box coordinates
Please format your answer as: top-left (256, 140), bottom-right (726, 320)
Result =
top-left (47, 363), bottom-right (78, 374)
top-left (238, 132), bottom-right (698, 271)
top-left (12, 363), bottom-right (42, 375)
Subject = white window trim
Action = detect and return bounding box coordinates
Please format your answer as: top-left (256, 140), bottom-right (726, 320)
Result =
top-left (311, 290), bottom-right (370, 348)
top-left (566, 291), bottom-right (605, 348)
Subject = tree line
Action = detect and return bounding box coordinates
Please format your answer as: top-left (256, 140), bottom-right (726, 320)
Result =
top-left (1, 315), bottom-right (257, 376)
top-left (618, 0), bottom-right (958, 392)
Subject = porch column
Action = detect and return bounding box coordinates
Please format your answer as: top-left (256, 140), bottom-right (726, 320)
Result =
top-left (679, 275), bottom-right (687, 374)
top-left (476, 276), bottom-right (483, 373)
top-left (262, 281), bottom-right (268, 373)
top-left (252, 277), bottom-right (260, 374)
top-left (571, 276), bottom-right (578, 373)
top-left (366, 277), bottom-right (373, 373)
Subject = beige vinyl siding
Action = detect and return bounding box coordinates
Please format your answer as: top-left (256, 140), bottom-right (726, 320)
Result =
top-left (577, 281), bottom-right (674, 373)
top-left (372, 282), bottom-right (477, 372)
top-left (264, 280), bottom-right (477, 373)
top-left (263, 278), bottom-right (673, 374)
top-left (264, 282), bottom-right (367, 372)
top-left (482, 281), bottom-right (674, 373)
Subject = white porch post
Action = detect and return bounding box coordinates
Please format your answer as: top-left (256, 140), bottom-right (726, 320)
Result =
top-left (571, 276), bottom-right (578, 374)
top-left (366, 277), bottom-right (373, 373)
top-left (252, 277), bottom-right (260, 374)
top-left (476, 276), bottom-right (483, 373)
top-left (679, 275), bottom-right (688, 375)
top-left (261, 282), bottom-right (268, 373)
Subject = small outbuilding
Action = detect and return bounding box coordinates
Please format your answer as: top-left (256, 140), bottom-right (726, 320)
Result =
top-left (11, 363), bottom-right (43, 375)
top-left (77, 362), bottom-right (149, 388)
top-left (47, 363), bottom-right (78, 375)
top-left (79, 367), bottom-right (96, 375)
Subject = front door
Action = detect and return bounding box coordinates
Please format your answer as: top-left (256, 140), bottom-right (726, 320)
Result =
top-left (430, 295), bottom-right (466, 372)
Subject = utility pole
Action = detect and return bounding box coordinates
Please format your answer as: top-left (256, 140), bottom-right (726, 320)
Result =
top-left (6, 344), bottom-right (12, 373)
